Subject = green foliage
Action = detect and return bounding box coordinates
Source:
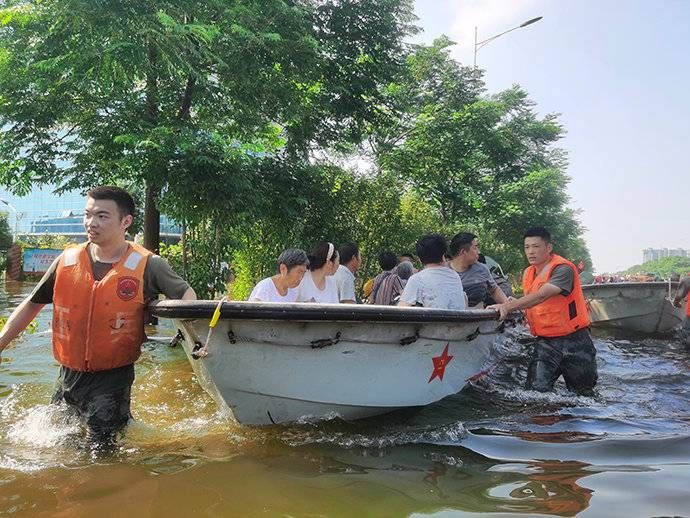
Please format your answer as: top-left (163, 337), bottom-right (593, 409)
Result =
top-left (16, 234), bottom-right (76, 250)
top-left (0, 211), bottom-right (12, 270)
top-left (623, 256), bottom-right (690, 278)
top-left (0, 7), bottom-right (592, 296)
top-left (0, 211), bottom-right (12, 250)
top-left (366, 39), bottom-right (590, 280)
top-left (0, 0), bottom-right (416, 246)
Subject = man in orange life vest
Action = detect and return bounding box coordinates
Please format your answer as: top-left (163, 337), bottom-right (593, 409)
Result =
top-left (672, 273), bottom-right (690, 345)
top-left (0, 186), bottom-right (196, 445)
top-left (488, 226), bottom-right (597, 394)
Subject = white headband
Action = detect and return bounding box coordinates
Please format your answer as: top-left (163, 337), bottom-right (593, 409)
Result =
top-left (326, 242), bottom-right (335, 262)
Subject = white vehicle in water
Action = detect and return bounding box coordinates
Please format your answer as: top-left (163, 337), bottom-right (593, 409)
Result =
top-left (583, 281), bottom-right (684, 335)
top-left (150, 301), bottom-right (505, 426)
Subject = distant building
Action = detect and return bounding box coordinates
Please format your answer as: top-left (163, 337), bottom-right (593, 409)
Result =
top-left (642, 248), bottom-right (690, 263)
top-left (1, 187), bottom-right (182, 243)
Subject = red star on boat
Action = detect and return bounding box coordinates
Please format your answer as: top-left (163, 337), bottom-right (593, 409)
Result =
top-left (428, 344), bottom-right (454, 383)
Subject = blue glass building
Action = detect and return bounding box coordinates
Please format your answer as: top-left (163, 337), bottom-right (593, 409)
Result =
top-left (0, 186), bottom-right (181, 242)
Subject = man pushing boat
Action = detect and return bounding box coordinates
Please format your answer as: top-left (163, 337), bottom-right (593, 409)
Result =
top-left (0, 186), bottom-right (196, 447)
top-left (489, 227), bottom-right (597, 395)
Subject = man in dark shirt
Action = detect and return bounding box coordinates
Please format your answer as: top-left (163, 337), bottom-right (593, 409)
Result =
top-left (448, 232), bottom-right (509, 307)
top-left (0, 186), bottom-right (195, 447)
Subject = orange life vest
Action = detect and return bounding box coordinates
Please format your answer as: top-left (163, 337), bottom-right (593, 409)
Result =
top-left (522, 254), bottom-right (590, 338)
top-left (686, 297), bottom-right (690, 317)
top-left (52, 242), bottom-right (151, 372)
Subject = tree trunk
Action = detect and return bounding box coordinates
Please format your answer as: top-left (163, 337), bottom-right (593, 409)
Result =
top-left (181, 219), bottom-right (188, 279)
top-left (143, 39), bottom-right (161, 253)
top-left (143, 180), bottom-right (161, 253)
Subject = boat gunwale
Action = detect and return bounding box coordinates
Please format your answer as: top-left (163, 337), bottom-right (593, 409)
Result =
top-left (150, 300), bottom-right (500, 323)
top-left (582, 281), bottom-right (678, 291)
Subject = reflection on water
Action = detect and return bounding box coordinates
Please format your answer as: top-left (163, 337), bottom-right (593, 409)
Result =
top-left (1, 282), bottom-right (689, 517)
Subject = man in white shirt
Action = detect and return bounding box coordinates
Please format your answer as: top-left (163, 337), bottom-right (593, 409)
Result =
top-left (332, 242), bottom-right (361, 303)
top-left (398, 234), bottom-right (466, 310)
top-left (249, 248), bottom-right (309, 302)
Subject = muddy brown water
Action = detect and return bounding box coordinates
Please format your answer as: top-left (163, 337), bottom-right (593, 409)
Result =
top-left (1, 281), bottom-right (688, 517)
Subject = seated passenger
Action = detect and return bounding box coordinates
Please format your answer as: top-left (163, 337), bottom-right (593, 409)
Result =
top-left (449, 232), bottom-right (508, 307)
top-left (248, 248), bottom-right (309, 302)
top-left (367, 251), bottom-right (398, 304)
top-left (399, 253), bottom-right (416, 266)
top-left (332, 242), bottom-right (361, 303)
top-left (373, 260), bottom-right (414, 306)
top-left (296, 242), bottom-right (340, 303)
top-left (398, 234), bottom-right (467, 310)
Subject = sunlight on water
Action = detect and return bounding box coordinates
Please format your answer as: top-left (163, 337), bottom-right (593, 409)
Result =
top-left (0, 282), bottom-right (688, 516)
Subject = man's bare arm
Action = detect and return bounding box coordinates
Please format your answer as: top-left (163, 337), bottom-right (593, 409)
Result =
top-left (490, 284), bottom-right (509, 304)
top-left (488, 283), bottom-right (562, 320)
top-left (0, 298), bottom-right (45, 354)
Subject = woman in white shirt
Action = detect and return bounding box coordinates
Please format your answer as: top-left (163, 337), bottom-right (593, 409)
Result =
top-left (296, 242), bottom-right (340, 303)
top-left (249, 248), bottom-right (309, 302)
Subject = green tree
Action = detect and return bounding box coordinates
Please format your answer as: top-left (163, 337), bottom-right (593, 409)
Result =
top-left (623, 256), bottom-right (690, 278)
top-left (364, 38), bottom-right (589, 277)
top-left (0, 211), bottom-right (12, 271)
top-left (0, 211), bottom-right (12, 250)
top-left (0, 0), bottom-right (416, 252)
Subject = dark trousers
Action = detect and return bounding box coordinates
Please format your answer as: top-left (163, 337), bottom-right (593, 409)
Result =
top-left (52, 364), bottom-right (134, 446)
top-left (526, 328), bottom-right (598, 395)
top-left (682, 317), bottom-right (690, 346)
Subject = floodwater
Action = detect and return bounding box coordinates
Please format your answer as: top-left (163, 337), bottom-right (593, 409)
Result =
top-left (1, 281), bottom-right (688, 517)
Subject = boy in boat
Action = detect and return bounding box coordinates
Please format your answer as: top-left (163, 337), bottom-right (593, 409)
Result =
top-left (332, 242), bottom-right (361, 304)
top-left (0, 186), bottom-right (196, 447)
top-left (488, 226), bottom-right (597, 395)
top-left (672, 274), bottom-right (690, 345)
top-left (398, 234), bottom-right (466, 310)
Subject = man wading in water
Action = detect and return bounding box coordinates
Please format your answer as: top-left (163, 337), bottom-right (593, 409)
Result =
top-left (488, 226), bottom-right (597, 395)
top-left (0, 186), bottom-right (196, 448)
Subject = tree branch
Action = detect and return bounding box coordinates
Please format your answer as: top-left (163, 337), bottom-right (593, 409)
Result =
top-left (177, 75), bottom-right (196, 120)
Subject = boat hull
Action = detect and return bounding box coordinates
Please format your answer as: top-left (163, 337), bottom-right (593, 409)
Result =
top-left (583, 282), bottom-right (683, 335)
top-left (153, 301), bottom-right (504, 426)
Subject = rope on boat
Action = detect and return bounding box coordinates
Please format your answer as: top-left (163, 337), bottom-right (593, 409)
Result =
top-left (192, 297), bottom-right (227, 359)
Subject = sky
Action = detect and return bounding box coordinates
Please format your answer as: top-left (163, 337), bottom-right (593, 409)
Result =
top-left (413, 0), bottom-right (689, 272)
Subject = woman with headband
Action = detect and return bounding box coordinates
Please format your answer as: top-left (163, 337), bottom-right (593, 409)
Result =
top-left (295, 242), bottom-right (341, 303)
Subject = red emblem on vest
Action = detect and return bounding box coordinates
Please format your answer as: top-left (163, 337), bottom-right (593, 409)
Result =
top-left (117, 276), bottom-right (139, 301)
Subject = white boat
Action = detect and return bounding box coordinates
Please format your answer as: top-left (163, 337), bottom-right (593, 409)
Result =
top-left (150, 301), bottom-right (506, 426)
top-left (582, 281), bottom-right (684, 335)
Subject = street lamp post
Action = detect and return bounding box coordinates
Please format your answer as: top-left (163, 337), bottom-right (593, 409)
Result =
top-left (474, 16), bottom-right (543, 69)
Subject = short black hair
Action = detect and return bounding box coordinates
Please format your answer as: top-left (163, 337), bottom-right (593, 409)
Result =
top-left (416, 233), bottom-right (447, 265)
top-left (523, 226), bottom-right (551, 243)
top-left (338, 242), bottom-right (359, 265)
top-left (377, 251), bottom-right (398, 271)
top-left (449, 232), bottom-right (477, 257)
top-left (87, 186), bottom-right (135, 219)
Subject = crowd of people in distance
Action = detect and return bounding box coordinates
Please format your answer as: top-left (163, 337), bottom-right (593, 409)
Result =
top-left (248, 232), bottom-right (513, 309)
top-left (593, 273), bottom-right (665, 284)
